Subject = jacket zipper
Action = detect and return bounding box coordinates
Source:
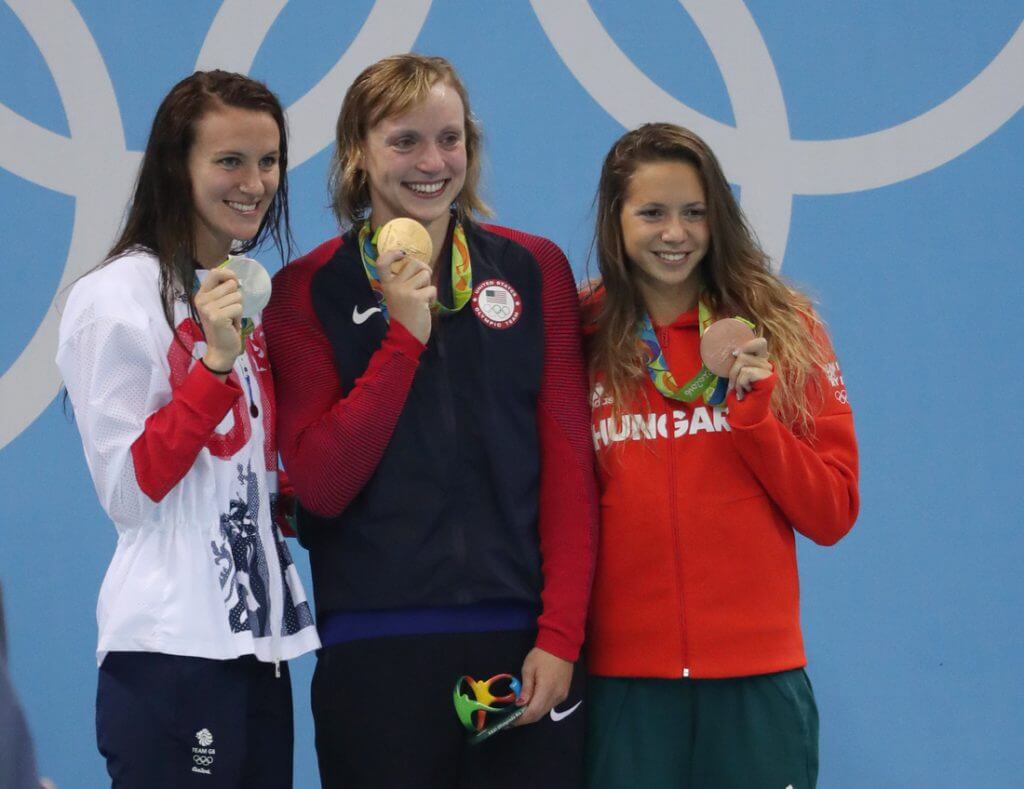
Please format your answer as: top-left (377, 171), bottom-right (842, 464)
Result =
top-left (435, 328), bottom-right (466, 589)
top-left (660, 328), bottom-right (690, 677)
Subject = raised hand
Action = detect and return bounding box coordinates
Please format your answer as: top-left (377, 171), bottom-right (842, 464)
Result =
top-left (377, 249), bottom-right (437, 345)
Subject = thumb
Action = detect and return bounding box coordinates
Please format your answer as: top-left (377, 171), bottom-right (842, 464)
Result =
top-left (518, 662), bottom-right (536, 706)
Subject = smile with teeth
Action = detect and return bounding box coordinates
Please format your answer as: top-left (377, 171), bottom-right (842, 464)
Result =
top-left (405, 180), bottom-right (447, 196)
top-left (655, 251), bottom-right (689, 262)
top-left (226, 200), bottom-right (259, 214)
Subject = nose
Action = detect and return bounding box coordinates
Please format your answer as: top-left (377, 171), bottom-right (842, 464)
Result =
top-left (416, 142), bottom-right (445, 174)
top-left (239, 165), bottom-right (265, 197)
top-left (661, 216), bottom-right (686, 244)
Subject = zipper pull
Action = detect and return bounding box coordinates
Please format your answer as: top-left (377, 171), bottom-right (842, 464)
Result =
top-left (274, 659), bottom-right (281, 679)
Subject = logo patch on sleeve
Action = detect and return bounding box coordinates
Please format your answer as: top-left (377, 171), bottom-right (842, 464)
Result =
top-left (471, 279), bottom-right (522, 329)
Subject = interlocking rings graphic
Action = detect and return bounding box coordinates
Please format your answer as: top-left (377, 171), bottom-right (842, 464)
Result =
top-left (1, 1), bottom-right (1022, 450)
top-left (0, 0), bottom-right (432, 450)
top-left (530, 0), bottom-right (1024, 266)
top-left (453, 673), bottom-right (522, 732)
top-left (193, 755), bottom-right (214, 766)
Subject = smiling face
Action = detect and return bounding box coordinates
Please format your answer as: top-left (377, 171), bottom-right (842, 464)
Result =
top-left (189, 104), bottom-right (281, 267)
top-left (360, 80), bottom-right (468, 250)
top-left (620, 159), bottom-right (710, 323)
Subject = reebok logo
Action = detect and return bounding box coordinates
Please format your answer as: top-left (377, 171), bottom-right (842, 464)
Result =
top-left (352, 305), bottom-right (382, 324)
top-left (549, 700), bottom-right (582, 722)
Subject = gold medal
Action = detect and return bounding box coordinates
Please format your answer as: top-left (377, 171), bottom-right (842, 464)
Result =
top-left (375, 217), bottom-right (433, 274)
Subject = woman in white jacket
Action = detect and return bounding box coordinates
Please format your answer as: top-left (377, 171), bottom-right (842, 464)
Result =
top-left (57, 70), bottom-right (319, 788)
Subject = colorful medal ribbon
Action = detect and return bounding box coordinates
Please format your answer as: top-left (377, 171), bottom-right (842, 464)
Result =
top-left (640, 299), bottom-right (754, 406)
top-left (358, 220), bottom-right (472, 321)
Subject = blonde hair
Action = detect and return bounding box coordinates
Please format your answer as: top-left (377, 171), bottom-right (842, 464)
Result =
top-left (586, 123), bottom-right (829, 434)
top-left (328, 53), bottom-right (490, 227)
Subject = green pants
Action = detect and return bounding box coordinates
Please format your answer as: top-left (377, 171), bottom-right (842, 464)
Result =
top-left (586, 670), bottom-right (819, 789)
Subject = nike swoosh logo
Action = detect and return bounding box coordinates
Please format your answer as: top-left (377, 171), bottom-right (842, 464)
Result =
top-left (352, 305), bottom-right (382, 324)
top-left (549, 700), bottom-right (582, 722)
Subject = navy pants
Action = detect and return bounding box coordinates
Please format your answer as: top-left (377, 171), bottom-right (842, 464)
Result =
top-left (312, 629), bottom-right (587, 788)
top-left (96, 652), bottom-right (293, 788)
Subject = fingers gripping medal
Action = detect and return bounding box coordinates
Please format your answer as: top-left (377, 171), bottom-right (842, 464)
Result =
top-left (699, 318), bottom-right (756, 377)
top-left (375, 217), bottom-right (434, 274)
top-left (218, 255), bottom-right (272, 320)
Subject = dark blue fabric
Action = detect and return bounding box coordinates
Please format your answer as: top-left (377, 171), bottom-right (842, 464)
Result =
top-left (300, 220), bottom-right (546, 618)
top-left (318, 601), bottom-right (538, 646)
top-left (96, 652), bottom-right (293, 788)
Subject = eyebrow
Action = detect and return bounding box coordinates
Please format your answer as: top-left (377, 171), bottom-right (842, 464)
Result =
top-left (212, 148), bottom-right (280, 157)
top-left (634, 200), bottom-right (706, 208)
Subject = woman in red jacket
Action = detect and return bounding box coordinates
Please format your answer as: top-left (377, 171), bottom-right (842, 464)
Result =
top-left (582, 123), bottom-right (859, 789)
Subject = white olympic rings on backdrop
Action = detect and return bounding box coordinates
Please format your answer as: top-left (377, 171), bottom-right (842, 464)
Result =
top-left (530, 0), bottom-right (1024, 266)
top-left (1, 0), bottom-right (1021, 449)
top-left (0, 0), bottom-right (432, 450)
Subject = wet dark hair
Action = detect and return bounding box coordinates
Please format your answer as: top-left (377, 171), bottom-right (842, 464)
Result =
top-left (106, 69), bottom-right (294, 329)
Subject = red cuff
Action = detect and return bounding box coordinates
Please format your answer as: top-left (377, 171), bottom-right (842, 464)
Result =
top-left (385, 319), bottom-right (427, 359)
top-left (535, 628), bottom-right (580, 663)
top-left (725, 372), bottom-right (776, 428)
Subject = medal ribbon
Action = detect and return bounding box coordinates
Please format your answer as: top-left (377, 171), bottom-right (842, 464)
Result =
top-left (358, 220), bottom-right (472, 321)
top-left (640, 299), bottom-right (754, 406)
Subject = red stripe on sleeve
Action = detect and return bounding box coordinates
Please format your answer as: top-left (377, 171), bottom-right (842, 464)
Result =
top-left (263, 239), bottom-right (426, 518)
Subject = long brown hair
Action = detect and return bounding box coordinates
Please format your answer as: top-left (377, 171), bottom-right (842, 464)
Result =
top-left (328, 53), bottom-right (490, 227)
top-left (106, 69), bottom-right (294, 330)
top-left (586, 123), bottom-right (827, 433)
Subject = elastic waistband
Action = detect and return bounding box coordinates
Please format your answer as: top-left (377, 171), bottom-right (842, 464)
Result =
top-left (318, 602), bottom-right (538, 646)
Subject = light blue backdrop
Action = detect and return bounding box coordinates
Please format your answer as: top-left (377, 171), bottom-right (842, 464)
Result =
top-left (2, 1), bottom-right (1022, 786)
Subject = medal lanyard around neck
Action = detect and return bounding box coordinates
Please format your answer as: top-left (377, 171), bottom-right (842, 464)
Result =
top-left (639, 298), bottom-right (754, 406)
top-left (357, 221), bottom-right (473, 321)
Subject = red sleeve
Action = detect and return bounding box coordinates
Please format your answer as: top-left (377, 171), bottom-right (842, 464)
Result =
top-left (726, 327), bottom-right (859, 546)
top-left (131, 363), bottom-right (242, 502)
top-left (263, 239), bottom-right (427, 518)
top-left (487, 226), bottom-right (599, 662)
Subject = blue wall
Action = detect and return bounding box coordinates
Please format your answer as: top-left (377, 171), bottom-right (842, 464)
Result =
top-left (1, 2), bottom-right (1021, 786)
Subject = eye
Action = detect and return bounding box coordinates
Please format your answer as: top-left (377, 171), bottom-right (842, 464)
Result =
top-left (683, 207), bottom-right (707, 220)
top-left (259, 155), bottom-right (279, 170)
top-left (217, 156), bottom-right (241, 169)
top-left (391, 136), bottom-right (417, 152)
top-left (439, 131), bottom-right (463, 149)
top-left (638, 208), bottom-right (663, 219)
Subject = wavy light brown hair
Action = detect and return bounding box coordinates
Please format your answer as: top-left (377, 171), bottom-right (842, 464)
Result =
top-left (586, 123), bottom-right (828, 434)
top-left (106, 69), bottom-right (294, 329)
top-left (328, 53), bottom-right (490, 227)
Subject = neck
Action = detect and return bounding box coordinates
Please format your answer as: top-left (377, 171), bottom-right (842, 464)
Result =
top-left (194, 237), bottom-right (230, 269)
top-left (639, 280), bottom-right (700, 325)
top-left (425, 214), bottom-right (452, 269)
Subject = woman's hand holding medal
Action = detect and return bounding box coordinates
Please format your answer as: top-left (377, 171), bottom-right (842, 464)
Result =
top-left (377, 250), bottom-right (436, 344)
top-left (727, 337), bottom-right (772, 400)
top-left (195, 267), bottom-right (244, 375)
top-left (699, 317), bottom-right (772, 401)
top-left (377, 218), bottom-right (437, 345)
